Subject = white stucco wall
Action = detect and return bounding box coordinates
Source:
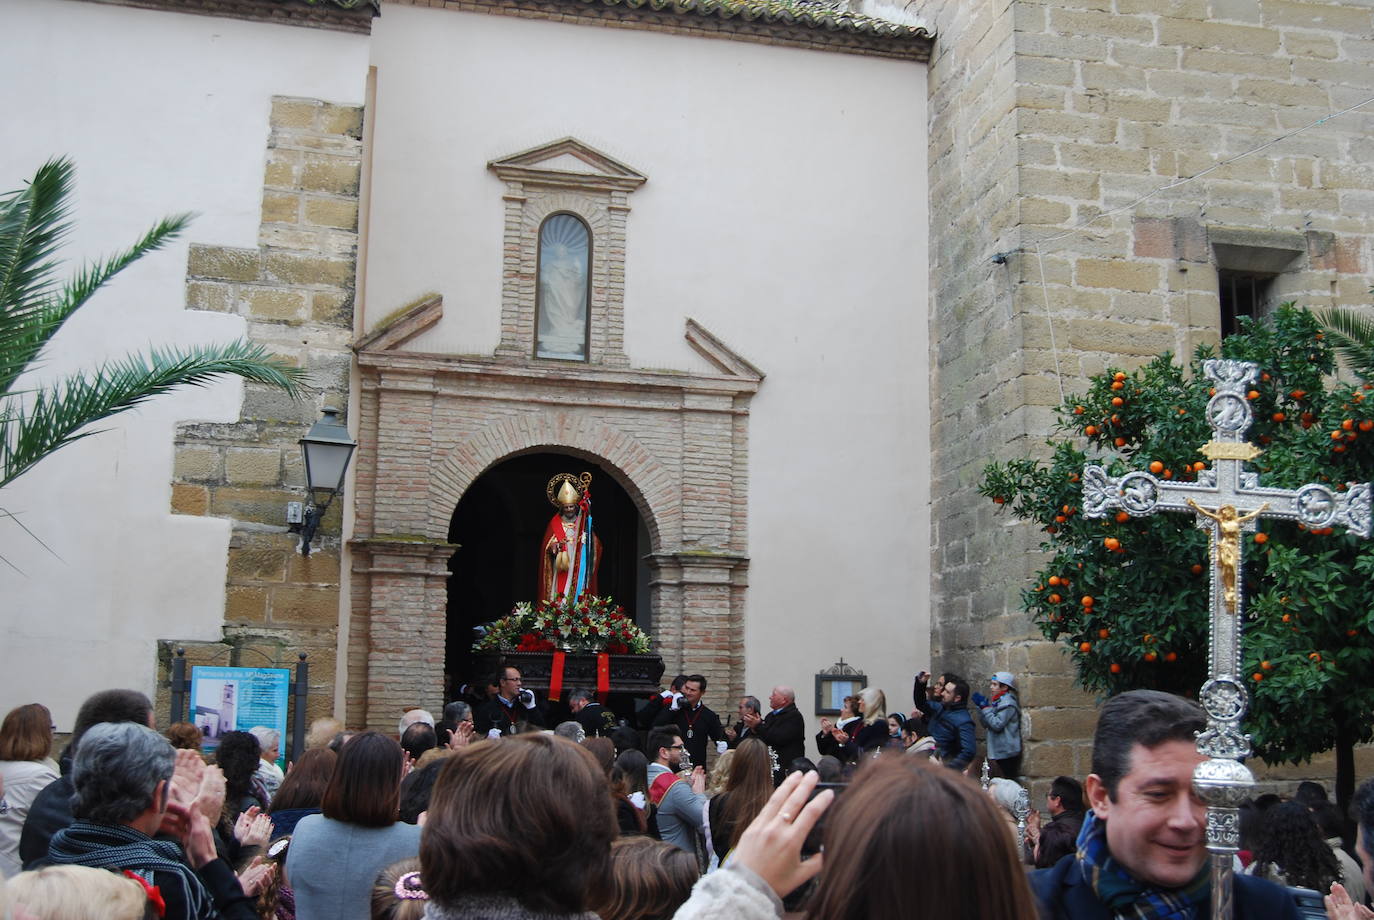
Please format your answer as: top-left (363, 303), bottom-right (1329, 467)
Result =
top-left (0, 0), bottom-right (367, 728)
top-left (364, 6), bottom-right (931, 750)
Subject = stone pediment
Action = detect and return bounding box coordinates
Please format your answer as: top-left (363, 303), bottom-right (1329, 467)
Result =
top-left (488, 138), bottom-right (647, 192)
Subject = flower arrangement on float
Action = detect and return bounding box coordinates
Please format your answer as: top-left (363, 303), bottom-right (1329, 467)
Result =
top-left (472, 595), bottom-right (652, 655)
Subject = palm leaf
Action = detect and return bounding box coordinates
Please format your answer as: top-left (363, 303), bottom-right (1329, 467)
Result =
top-left (0, 340), bottom-right (306, 489)
top-left (1316, 306), bottom-right (1374, 383)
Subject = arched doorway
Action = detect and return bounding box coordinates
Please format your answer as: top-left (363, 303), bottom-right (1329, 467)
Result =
top-left (444, 451), bottom-right (651, 696)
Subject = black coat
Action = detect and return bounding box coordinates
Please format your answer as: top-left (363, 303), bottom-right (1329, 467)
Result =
top-left (575, 702), bottom-right (617, 738)
top-left (19, 775), bottom-right (73, 869)
top-left (474, 696), bottom-right (545, 736)
top-left (1030, 853), bottom-right (1301, 920)
top-left (653, 703), bottom-right (724, 770)
top-left (754, 703), bottom-right (805, 781)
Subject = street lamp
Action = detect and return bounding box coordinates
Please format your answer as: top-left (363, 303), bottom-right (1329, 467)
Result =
top-left (293, 407), bottom-right (356, 556)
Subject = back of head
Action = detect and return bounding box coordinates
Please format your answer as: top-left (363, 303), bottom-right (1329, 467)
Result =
top-left (421, 734), bottom-right (615, 914)
top-left (1254, 800), bottom-right (1339, 892)
top-left (610, 724), bottom-right (641, 755)
top-left (816, 755), bottom-right (843, 783)
top-left (1050, 775), bottom-right (1084, 813)
top-left (555, 721), bottom-right (586, 743)
top-left (568, 688), bottom-right (594, 707)
top-left (398, 709), bottom-right (435, 736)
top-left (70, 690), bottom-right (153, 755)
top-left (0, 703), bottom-right (53, 762)
top-left (399, 760), bottom-right (446, 825)
top-left (1294, 781), bottom-right (1329, 809)
top-left (807, 756), bottom-right (1038, 920)
top-left (722, 739), bottom-right (774, 851)
top-left (401, 722), bottom-right (438, 762)
top-left (306, 717), bottom-right (343, 750)
top-left (72, 722), bottom-right (174, 824)
top-left (321, 730), bottom-right (404, 827)
top-left (165, 722), bottom-right (203, 751)
top-left (270, 747), bottom-right (337, 814)
top-left (8, 864), bottom-right (149, 920)
top-left (583, 736), bottom-right (616, 776)
top-left (372, 857), bottom-right (428, 920)
top-left (590, 836), bottom-right (700, 920)
top-left (443, 701), bottom-right (472, 724)
top-left (614, 749), bottom-right (649, 796)
top-left (215, 730), bottom-right (262, 798)
top-left (1091, 690), bottom-right (1205, 799)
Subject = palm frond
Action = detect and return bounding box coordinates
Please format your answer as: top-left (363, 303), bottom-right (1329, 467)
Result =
top-left (1316, 307), bottom-right (1374, 383)
top-left (0, 340), bottom-right (307, 489)
top-left (0, 157), bottom-right (73, 318)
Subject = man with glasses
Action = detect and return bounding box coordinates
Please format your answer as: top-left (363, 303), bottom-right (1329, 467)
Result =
top-left (474, 667), bottom-right (544, 738)
top-left (645, 729), bottom-right (707, 854)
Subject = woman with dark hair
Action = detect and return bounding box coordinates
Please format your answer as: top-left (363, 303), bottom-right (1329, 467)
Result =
top-left (421, 732), bottom-right (616, 917)
top-left (591, 837), bottom-right (699, 920)
top-left (706, 738), bottom-right (772, 865)
top-left (217, 731), bottom-right (270, 821)
top-left (268, 748), bottom-right (336, 839)
top-left (286, 731), bottom-right (421, 920)
top-left (673, 757), bottom-right (1039, 920)
top-left (612, 748), bottom-right (651, 835)
top-left (0, 703), bottom-right (58, 878)
top-left (1244, 800), bottom-right (1342, 894)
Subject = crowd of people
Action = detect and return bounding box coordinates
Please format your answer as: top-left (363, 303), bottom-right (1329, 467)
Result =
top-left (0, 671), bottom-right (1371, 920)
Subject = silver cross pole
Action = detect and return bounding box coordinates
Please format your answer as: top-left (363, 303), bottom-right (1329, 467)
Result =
top-left (1081, 358), bottom-right (1372, 920)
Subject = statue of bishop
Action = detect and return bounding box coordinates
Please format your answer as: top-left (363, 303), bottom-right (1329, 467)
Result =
top-left (540, 473), bottom-right (600, 603)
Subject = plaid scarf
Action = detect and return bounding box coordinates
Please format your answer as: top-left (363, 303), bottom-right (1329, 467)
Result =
top-left (1075, 811), bottom-right (1210, 920)
top-left (48, 820), bottom-right (216, 919)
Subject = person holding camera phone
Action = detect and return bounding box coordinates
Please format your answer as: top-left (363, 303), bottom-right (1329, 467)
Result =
top-left (474, 667), bottom-right (545, 737)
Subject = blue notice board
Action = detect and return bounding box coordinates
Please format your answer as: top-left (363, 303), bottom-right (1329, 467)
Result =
top-left (191, 666), bottom-right (289, 761)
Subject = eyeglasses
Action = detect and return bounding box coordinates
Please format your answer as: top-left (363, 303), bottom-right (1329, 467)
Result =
top-left (502, 676), bottom-right (521, 683)
top-left (669, 744), bottom-right (685, 750)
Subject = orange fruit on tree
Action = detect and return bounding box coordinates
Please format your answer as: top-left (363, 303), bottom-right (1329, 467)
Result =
top-left (1085, 425), bottom-right (1098, 436)
top-left (1349, 629), bottom-right (1359, 637)
top-left (1079, 641), bottom-right (1092, 653)
top-left (1254, 532), bottom-right (1268, 544)
top-left (1261, 660), bottom-right (1272, 670)
top-left (1048, 593), bottom-right (1062, 604)
top-left (1111, 380), bottom-right (1124, 391)
top-left (1144, 652), bottom-right (1157, 662)
top-left (1055, 514), bottom-right (1067, 523)
top-left (1272, 411), bottom-right (1286, 422)
top-left (1115, 511), bottom-right (1130, 523)
top-left (1362, 420), bottom-right (1374, 432)
top-left (1110, 663), bottom-right (1122, 674)
top-left (1252, 672), bottom-right (1263, 682)
top-left (1048, 575), bottom-right (1062, 586)
top-left (1291, 389), bottom-right (1306, 399)
top-left (1082, 595), bottom-right (1095, 607)
top-left (1074, 405), bottom-right (1085, 415)
top-left (1114, 436), bottom-right (1127, 447)
top-left (1247, 390), bottom-right (1260, 400)
top-left (1191, 563), bottom-right (1203, 575)
top-left (1343, 419), bottom-right (1355, 430)
top-left (1143, 633), bottom-right (1154, 644)
top-left (993, 496), bottom-right (1005, 504)
top-left (1164, 651), bottom-right (1178, 662)
top-left (1149, 460), bottom-right (1164, 473)
top-left (1309, 652), bottom-right (1322, 661)
top-left (1112, 396), bottom-right (1124, 407)
top-left (1103, 537), bottom-right (1121, 551)
top-left (1114, 371), bottom-right (1126, 381)
top-left (1098, 627), bottom-right (1110, 639)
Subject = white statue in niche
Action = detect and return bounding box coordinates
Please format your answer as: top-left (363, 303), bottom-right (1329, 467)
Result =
top-left (537, 214), bottom-right (590, 360)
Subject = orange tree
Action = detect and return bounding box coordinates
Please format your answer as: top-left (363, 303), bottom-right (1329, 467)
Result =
top-left (980, 306), bottom-right (1374, 809)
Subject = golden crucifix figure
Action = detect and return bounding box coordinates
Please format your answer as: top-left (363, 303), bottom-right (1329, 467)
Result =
top-left (1186, 500), bottom-right (1269, 613)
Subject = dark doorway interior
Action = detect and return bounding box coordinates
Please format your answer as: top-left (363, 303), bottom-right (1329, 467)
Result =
top-left (445, 451), bottom-right (649, 699)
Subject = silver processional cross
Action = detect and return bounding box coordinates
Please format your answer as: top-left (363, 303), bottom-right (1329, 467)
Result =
top-left (1081, 358), bottom-right (1372, 920)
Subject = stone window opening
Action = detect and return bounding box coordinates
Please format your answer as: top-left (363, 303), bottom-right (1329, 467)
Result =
top-left (1217, 270), bottom-right (1275, 338)
top-left (1209, 227), bottom-right (1305, 338)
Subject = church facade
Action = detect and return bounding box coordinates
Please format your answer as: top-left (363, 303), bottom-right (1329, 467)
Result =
top-left (4, 0), bottom-right (1373, 783)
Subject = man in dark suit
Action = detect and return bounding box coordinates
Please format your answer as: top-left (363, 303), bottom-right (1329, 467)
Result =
top-left (568, 688), bottom-right (616, 737)
top-left (474, 666), bottom-right (545, 737)
top-left (743, 686), bottom-right (805, 784)
top-left (725, 695), bottom-right (761, 748)
top-left (652, 674), bottom-right (726, 769)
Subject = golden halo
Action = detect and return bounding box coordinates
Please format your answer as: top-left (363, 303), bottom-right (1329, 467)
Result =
top-left (545, 471), bottom-right (593, 507)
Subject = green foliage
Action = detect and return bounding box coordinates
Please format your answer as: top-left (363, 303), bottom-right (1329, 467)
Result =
top-left (0, 158), bottom-right (306, 490)
top-left (981, 306), bottom-right (1374, 767)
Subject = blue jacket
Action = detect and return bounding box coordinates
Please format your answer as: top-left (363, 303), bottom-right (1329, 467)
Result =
top-left (1030, 852), bottom-right (1302, 920)
top-left (976, 692), bottom-right (1022, 760)
top-left (916, 699), bottom-right (975, 769)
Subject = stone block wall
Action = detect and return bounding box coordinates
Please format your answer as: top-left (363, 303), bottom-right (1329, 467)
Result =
top-left (924, 0), bottom-right (1374, 793)
top-left (169, 96), bottom-right (364, 724)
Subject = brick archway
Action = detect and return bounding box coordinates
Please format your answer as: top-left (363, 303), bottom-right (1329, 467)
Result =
top-left (346, 311), bottom-right (762, 730)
